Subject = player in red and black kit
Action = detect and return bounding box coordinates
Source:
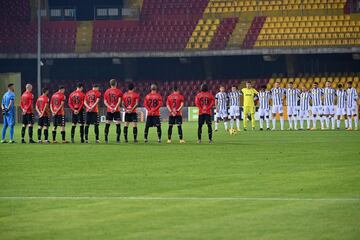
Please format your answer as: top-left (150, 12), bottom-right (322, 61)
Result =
top-left (122, 83), bottom-right (140, 143)
top-left (195, 83), bottom-right (215, 144)
top-left (166, 86), bottom-right (185, 144)
top-left (35, 88), bottom-right (50, 144)
top-left (104, 79), bottom-right (123, 144)
top-left (68, 83), bottom-right (85, 143)
top-left (50, 86), bottom-right (67, 143)
top-left (20, 84), bottom-right (35, 143)
top-left (144, 84), bottom-right (163, 143)
top-left (84, 84), bottom-right (101, 143)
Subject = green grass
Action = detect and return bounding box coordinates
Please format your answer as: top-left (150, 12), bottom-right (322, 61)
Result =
top-left (0, 122), bottom-right (360, 240)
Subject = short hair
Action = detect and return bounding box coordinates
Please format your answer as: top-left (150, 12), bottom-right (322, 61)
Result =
top-left (59, 85), bottom-right (65, 90)
top-left (246, 80), bottom-right (251, 84)
top-left (219, 85), bottom-right (225, 88)
top-left (77, 83), bottom-right (84, 89)
top-left (338, 84), bottom-right (343, 88)
top-left (231, 85), bottom-right (237, 89)
top-left (313, 82), bottom-right (318, 85)
top-left (128, 83), bottom-right (134, 90)
top-left (347, 81), bottom-right (352, 85)
top-left (110, 79), bottom-right (117, 86)
top-left (200, 83), bottom-right (208, 92)
top-left (261, 85), bottom-right (266, 89)
top-left (151, 84), bottom-right (157, 91)
top-left (93, 84), bottom-right (99, 88)
top-left (288, 81), bottom-right (293, 84)
top-left (173, 86), bottom-right (178, 91)
top-left (7, 83), bottom-right (14, 88)
top-left (42, 88), bottom-right (49, 94)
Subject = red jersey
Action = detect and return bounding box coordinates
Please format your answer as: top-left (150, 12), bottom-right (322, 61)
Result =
top-left (20, 91), bottom-right (34, 114)
top-left (51, 91), bottom-right (66, 116)
top-left (36, 95), bottom-right (50, 117)
top-left (104, 87), bottom-right (123, 112)
top-left (68, 90), bottom-right (85, 111)
top-left (144, 92), bottom-right (163, 116)
top-left (195, 91), bottom-right (215, 115)
top-left (85, 89), bottom-right (101, 113)
top-left (123, 91), bottom-right (140, 113)
top-left (166, 92), bottom-right (184, 116)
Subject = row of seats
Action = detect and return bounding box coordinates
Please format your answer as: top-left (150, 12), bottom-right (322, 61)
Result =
top-left (208, 0), bottom-right (344, 6)
top-left (266, 14), bottom-right (351, 22)
top-left (0, 0), bottom-right (30, 21)
top-left (263, 21), bottom-right (360, 28)
top-left (255, 39), bottom-right (360, 47)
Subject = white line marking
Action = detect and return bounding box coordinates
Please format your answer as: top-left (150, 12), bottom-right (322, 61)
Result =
top-left (0, 196), bottom-right (359, 202)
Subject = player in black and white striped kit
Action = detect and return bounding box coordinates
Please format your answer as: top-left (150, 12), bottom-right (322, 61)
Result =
top-left (345, 81), bottom-right (359, 130)
top-left (215, 86), bottom-right (229, 131)
top-left (258, 85), bottom-right (271, 130)
top-left (271, 82), bottom-right (286, 130)
top-left (285, 82), bottom-right (300, 130)
top-left (228, 86), bottom-right (242, 131)
top-left (323, 81), bottom-right (336, 130)
top-left (299, 85), bottom-right (311, 130)
top-left (336, 84), bottom-right (348, 129)
top-left (310, 82), bottom-right (324, 130)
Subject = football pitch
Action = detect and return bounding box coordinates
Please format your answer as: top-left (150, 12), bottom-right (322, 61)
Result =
top-left (0, 123), bottom-right (360, 240)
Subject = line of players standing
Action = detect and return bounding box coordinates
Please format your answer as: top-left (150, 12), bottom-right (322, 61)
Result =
top-left (214, 80), bottom-right (358, 132)
top-left (2, 79), bottom-right (218, 144)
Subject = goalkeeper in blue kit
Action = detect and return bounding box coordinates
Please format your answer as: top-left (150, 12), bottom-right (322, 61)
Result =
top-left (1, 83), bottom-right (16, 143)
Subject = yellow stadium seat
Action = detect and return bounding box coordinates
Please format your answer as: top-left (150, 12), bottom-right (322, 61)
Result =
top-left (198, 19), bottom-right (204, 25)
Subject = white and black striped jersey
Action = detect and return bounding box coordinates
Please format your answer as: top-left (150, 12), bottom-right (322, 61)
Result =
top-left (300, 91), bottom-right (311, 111)
top-left (336, 89), bottom-right (347, 108)
top-left (258, 90), bottom-right (271, 110)
top-left (215, 92), bottom-right (228, 110)
top-left (311, 88), bottom-right (323, 106)
top-left (285, 88), bottom-right (300, 106)
top-left (271, 87), bottom-right (285, 106)
top-left (323, 87), bottom-right (336, 106)
top-left (228, 91), bottom-right (242, 107)
top-left (346, 87), bottom-right (358, 108)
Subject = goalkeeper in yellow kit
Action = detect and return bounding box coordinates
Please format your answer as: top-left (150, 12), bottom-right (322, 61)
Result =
top-left (241, 81), bottom-right (258, 130)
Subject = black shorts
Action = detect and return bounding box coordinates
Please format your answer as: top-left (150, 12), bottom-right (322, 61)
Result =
top-left (124, 112), bottom-right (138, 122)
top-left (106, 112), bottom-right (121, 121)
top-left (53, 115), bottom-right (65, 127)
top-left (72, 109), bottom-right (85, 124)
top-left (146, 116), bottom-right (161, 127)
top-left (86, 112), bottom-right (99, 125)
top-left (38, 116), bottom-right (50, 127)
top-left (169, 115), bottom-right (183, 125)
top-left (198, 114), bottom-right (212, 125)
top-left (22, 113), bottom-right (34, 125)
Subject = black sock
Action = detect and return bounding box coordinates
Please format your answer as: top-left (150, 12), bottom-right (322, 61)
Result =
top-left (37, 128), bottom-right (42, 141)
top-left (21, 126), bottom-right (26, 139)
top-left (61, 131), bottom-right (65, 141)
top-left (157, 125), bottom-right (162, 140)
top-left (198, 125), bottom-right (202, 140)
top-left (178, 125), bottom-right (183, 140)
top-left (71, 125), bottom-right (76, 139)
top-left (80, 125), bottom-right (84, 141)
top-left (133, 127), bottom-right (138, 141)
top-left (208, 124), bottom-right (213, 140)
top-left (144, 125), bottom-right (149, 140)
top-left (52, 130), bottom-right (56, 141)
top-left (85, 126), bottom-right (89, 140)
top-left (116, 124), bottom-right (121, 142)
top-left (95, 125), bottom-right (99, 141)
top-left (168, 125), bottom-right (173, 140)
top-left (124, 126), bottom-right (128, 141)
top-left (104, 123), bottom-right (110, 141)
top-left (28, 126), bottom-right (33, 140)
top-left (44, 129), bottom-right (48, 141)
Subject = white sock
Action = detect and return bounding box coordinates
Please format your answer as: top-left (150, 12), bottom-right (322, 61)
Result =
top-left (236, 118), bottom-right (240, 129)
top-left (280, 117), bottom-right (284, 130)
top-left (331, 117), bottom-right (335, 129)
top-left (355, 117), bottom-right (358, 129)
top-left (288, 117), bottom-right (293, 129)
top-left (300, 118), bottom-right (304, 129)
top-left (307, 118), bottom-right (310, 129)
top-left (224, 121), bottom-right (228, 131)
top-left (348, 118), bottom-right (352, 129)
top-left (337, 119), bottom-right (341, 128)
top-left (272, 118), bottom-right (276, 129)
top-left (266, 118), bottom-right (270, 128)
top-left (293, 116), bottom-right (298, 129)
top-left (325, 117), bottom-right (330, 129)
top-left (345, 119), bottom-right (348, 128)
top-left (320, 117), bottom-right (324, 129)
top-left (312, 116), bottom-right (317, 128)
top-left (230, 119), bottom-right (234, 129)
top-left (215, 122), bottom-right (219, 130)
top-left (259, 118), bottom-right (264, 129)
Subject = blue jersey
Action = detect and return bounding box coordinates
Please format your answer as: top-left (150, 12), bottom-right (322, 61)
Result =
top-left (2, 90), bottom-right (15, 115)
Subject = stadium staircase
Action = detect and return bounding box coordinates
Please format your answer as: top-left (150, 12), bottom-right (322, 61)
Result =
top-left (75, 21), bottom-right (93, 53)
top-left (226, 16), bottom-right (253, 49)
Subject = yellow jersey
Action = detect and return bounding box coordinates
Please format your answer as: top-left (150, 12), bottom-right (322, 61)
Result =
top-left (241, 88), bottom-right (258, 107)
